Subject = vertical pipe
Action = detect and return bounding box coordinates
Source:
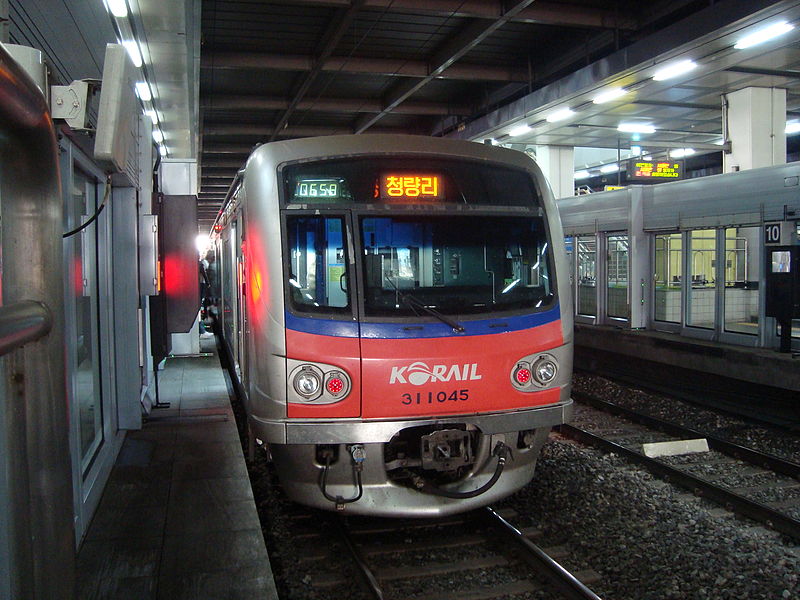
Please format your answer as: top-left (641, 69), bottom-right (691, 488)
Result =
top-left (0, 45), bottom-right (75, 599)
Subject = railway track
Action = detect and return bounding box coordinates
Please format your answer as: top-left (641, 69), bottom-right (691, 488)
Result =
top-left (287, 505), bottom-right (604, 600)
top-left (562, 396), bottom-right (800, 541)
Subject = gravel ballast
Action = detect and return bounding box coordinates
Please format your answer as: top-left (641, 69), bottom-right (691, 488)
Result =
top-left (501, 437), bottom-right (800, 600)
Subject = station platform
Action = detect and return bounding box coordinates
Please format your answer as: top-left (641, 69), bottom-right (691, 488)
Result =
top-left (575, 323), bottom-right (800, 426)
top-left (76, 338), bottom-right (279, 600)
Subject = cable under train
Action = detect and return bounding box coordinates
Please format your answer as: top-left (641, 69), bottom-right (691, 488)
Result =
top-left (210, 134), bottom-right (573, 517)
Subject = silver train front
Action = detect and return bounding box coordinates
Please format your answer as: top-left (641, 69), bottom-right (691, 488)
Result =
top-left (213, 135), bottom-right (573, 516)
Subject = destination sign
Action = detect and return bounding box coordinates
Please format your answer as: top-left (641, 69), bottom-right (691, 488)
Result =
top-left (627, 159), bottom-right (684, 182)
top-left (381, 174), bottom-right (443, 200)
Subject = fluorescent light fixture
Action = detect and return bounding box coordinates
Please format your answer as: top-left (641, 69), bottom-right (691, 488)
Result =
top-left (145, 110), bottom-right (158, 125)
top-left (135, 81), bottom-right (152, 101)
top-left (122, 40), bottom-right (142, 68)
top-left (508, 124), bottom-right (532, 137)
top-left (670, 148), bottom-right (695, 158)
top-left (630, 145), bottom-right (642, 156)
top-left (786, 120), bottom-right (800, 135)
top-left (600, 163), bottom-right (619, 173)
top-left (574, 170), bottom-right (592, 180)
top-left (546, 108), bottom-right (574, 123)
top-left (618, 122), bottom-right (656, 134)
top-left (592, 87), bottom-right (627, 104)
top-left (653, 59), bottom-right (697, 81)
top-left (735, 21), bottom-right (794, 50)
top-left (152, 129), bottom-right (164, 143)
top-left (158, 145), bottom-right (167, 157)
top-left (501, 279), bottom-right (521, 294)
top-left (105, 0), bottom-right (128, 18)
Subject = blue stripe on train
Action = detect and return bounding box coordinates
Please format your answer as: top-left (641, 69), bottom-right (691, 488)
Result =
top-left (284, 304), bottom-right (561, 339)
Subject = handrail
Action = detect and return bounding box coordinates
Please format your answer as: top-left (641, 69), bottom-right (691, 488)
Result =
top-left (0, 300), bottom-right (52, 356)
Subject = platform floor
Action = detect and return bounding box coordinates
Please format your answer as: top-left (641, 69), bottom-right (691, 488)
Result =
top-left (76, 338), bottom-right (279, 599)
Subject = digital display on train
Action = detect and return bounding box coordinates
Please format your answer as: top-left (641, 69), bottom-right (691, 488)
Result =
top-left (627, 160), bottom-right (684, 181)
top-left (294, 179), bottom-right (341, 198)
top-left (380, 174), bottom-right (443, 200)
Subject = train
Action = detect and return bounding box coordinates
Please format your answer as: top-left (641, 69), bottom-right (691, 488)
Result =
top-left (210, 134), bottom-right (573, 517)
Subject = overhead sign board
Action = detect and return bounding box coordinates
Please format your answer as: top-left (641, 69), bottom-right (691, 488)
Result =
top-left (627, 159), bottom-right (684, 182)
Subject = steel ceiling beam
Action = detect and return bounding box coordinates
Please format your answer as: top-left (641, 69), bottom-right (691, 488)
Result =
top-left (201, 94), bottom-right (472, 116)
top-left (270, 0), bottom-right (365, 141)
top-left (355, 0), bottom-right (537, 133)
top-left (204, 123), bottom-right (406, 137)
top-left (201, 51), bottom-right (529, 82)
top-left (725, 66), bottom-right (800, 79)
top-left (269, 0), bottom-right (634, 29)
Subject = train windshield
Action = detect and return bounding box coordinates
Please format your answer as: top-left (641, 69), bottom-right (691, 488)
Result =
top-left (361, 215), bottom-right (553, 317)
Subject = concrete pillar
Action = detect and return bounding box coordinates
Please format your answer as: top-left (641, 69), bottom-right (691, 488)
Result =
top-left (723, 87), bottom-right (786, 172)
top-left (534, 145), bottom-right (575, 199)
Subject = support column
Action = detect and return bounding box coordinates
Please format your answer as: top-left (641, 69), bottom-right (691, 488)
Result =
top-left (158, 160), bottom-right (201, 356)
top-left (533, 145), bottom-right (575, 199)
top-left (723, 87), bottom-right (786, 172)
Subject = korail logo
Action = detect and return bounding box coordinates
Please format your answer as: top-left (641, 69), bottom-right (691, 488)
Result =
top-left (389, 362), bottom-right (482, 386)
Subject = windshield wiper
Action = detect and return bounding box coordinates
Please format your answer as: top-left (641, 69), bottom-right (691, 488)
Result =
top-left (384, 276), bottom-right (465, 333)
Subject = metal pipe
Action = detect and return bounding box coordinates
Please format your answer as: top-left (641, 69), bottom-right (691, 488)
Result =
top-left (0, 301), bottom-right (52, 356)
top-left (0, 44), bottom-right (75, 599)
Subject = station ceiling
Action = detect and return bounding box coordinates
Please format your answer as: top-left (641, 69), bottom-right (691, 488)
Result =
top-left (10, 1), bottom-right (800, 230)
top-left (194, 0), bottom-right (800, 228)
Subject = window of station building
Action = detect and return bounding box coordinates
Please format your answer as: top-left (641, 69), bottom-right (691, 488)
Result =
top-left (723, 226), bottom-right (759, 336)
top-left (654, 233), bottom-right (682, 324)
top-left (576, 235), bottom-right (596, 317)
top-left (687, 229), bottom-right (716, 330)
top-left (606, 234), bottom-right (628, 320)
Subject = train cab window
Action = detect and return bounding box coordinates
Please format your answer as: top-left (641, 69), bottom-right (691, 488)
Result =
top-left (286, 216), bottom-right (350, 313)
top-left (360, 215), bottom-right (553, 317)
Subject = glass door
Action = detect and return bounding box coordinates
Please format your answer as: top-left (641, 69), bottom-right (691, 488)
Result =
top-left (686, 229), bottom-right (716, 330)
top-left (722, 226), bottom-right (759, 337)
top-left (66, 170), bottom-right (104, 473)
top-left (606, 234), bottom-right (629, 321)
top-left (653, 233), bottom-right (682, 326)
top-left (576, 235), bottom-right (596, 319)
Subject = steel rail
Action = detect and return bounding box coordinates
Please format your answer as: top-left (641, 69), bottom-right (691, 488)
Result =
top-left (335, 516), bottom-right (384, 600)
top-left (559, 424), bottom-right (800, 541)
top-left (573, 391), bottom-right (800, 479)
top-left (483, 506), bottom-right (604, 600)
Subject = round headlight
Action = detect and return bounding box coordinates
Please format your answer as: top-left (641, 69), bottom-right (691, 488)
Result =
top-left (294, 368), bottom-right (321, 398)
top-left (532, 357), bottom-right (558, 385)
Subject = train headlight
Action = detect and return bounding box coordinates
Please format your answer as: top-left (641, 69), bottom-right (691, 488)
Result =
top-left (325, 370), bottom-right (350, 398)
top-left (532, 356), bottom-right (558, 385)
top-left (293, 366), bottom-right (322, 400)
top-left (513, 364), bottom-right (532, 385)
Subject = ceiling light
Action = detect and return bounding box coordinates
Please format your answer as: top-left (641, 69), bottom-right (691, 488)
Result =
top-left (630, 145), bottom-right (642, 156)
top-left (592, 87), bottom-right (627, 104)
top-left (653, 59), bottom-right (697, 81)
top-left (145, 110), bottom-right (158, 125)
top-left (152, 129), bottom-right (164, 143)
top-left (105, 0), bottom-right (128, 18)
top-left (122, 40), bottom-right (142, 68)
top-left (159, 145), bottom-right (167, 157)
top-left (574, 170), bottom-right (592, 180)
top-left (509, 124), bottom-right (532, 137)
top-left (786, 121), bottom-right (800, 135)
top-left (600, 164), bottom-right (619, 173)
top-left (546, 108), bottom-right (574, 123)
top-left (618, 123), bottom-right (656, 134)
top-left (135, 81), bottom-right (152, 101)
top-left (669, 148), bottom-right (695, 158)
top-left (734, 21), bottom-right (794, 50)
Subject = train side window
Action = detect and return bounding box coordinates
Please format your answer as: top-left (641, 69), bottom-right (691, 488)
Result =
top-left (286, 215), bottom-right (350, 313)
